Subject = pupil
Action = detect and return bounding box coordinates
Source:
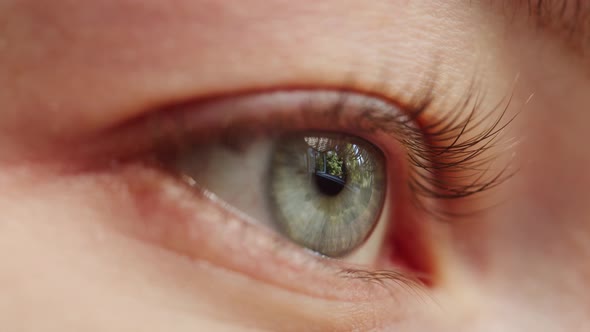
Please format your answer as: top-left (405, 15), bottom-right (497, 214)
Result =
top-left (312, 150), bottom-right (347, 196)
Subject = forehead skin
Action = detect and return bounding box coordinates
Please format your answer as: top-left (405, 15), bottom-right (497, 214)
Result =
top-left (0, 0), bottom-right (589, 331)
top-left (0, 0), bottom-right (492, 140)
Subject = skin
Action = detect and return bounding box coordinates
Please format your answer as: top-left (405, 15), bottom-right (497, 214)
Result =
top-left (1, 0), bottom-right (589, 331)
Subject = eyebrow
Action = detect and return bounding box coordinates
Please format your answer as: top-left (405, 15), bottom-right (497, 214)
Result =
top-left (510, 0), bottom-right (590, 55)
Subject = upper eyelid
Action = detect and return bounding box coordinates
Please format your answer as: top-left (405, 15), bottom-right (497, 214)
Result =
top-left (105, 84), bottom-right (515, 220)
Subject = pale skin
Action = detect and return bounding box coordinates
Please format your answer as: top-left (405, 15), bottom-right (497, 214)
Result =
top-left (1, 0), bottom-right (589, 331)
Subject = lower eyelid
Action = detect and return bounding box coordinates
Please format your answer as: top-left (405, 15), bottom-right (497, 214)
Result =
top-left (100, 161), bottom-right (427, 303)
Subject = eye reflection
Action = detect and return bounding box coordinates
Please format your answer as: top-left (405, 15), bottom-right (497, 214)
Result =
top-left (270, 133), bottom-right (386, 257)
top-left (169, 130), bottom-right (387, 259)
top-left (306, 137), bottom-right (348, 196)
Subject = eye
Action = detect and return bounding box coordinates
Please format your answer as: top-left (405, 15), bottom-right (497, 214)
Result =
top-left (100, 87), bottom-right (512, 302)
top-left (271, 134), bottom-right (385, 257)
top-left (141, 90), bottom-right (433, 274)
top-left (146, 90), bottom-right (409, 269)
top-left (173, 131), bottom-right (386, 258)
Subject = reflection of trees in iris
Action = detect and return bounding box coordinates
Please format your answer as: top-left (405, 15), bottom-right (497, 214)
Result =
top-left (341, 143), bottom-right (373, 189)
top-left (305, 136), bottom-right (376, 190)
top-left (326, 151), bottom-right (345, 178)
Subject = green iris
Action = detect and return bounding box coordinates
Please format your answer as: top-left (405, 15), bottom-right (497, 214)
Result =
top-left (269, 133), bottom-right (386, 257)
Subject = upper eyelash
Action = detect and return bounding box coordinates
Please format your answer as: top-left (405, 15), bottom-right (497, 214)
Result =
top-left (140, 74), bottom-right (518, 220)
top-left (404, 80), bottom-right (519, 219)
top-left (285, 76), bottom-right (519, 220)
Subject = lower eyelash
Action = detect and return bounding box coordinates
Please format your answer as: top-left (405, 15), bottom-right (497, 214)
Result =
top-left (338, 268), bottom-right (430, 298)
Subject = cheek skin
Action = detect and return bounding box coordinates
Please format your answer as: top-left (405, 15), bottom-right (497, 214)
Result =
top-left (0, 168), bottom-right (376, 331)
top-left (0, 163), bottom-right (448, 331)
